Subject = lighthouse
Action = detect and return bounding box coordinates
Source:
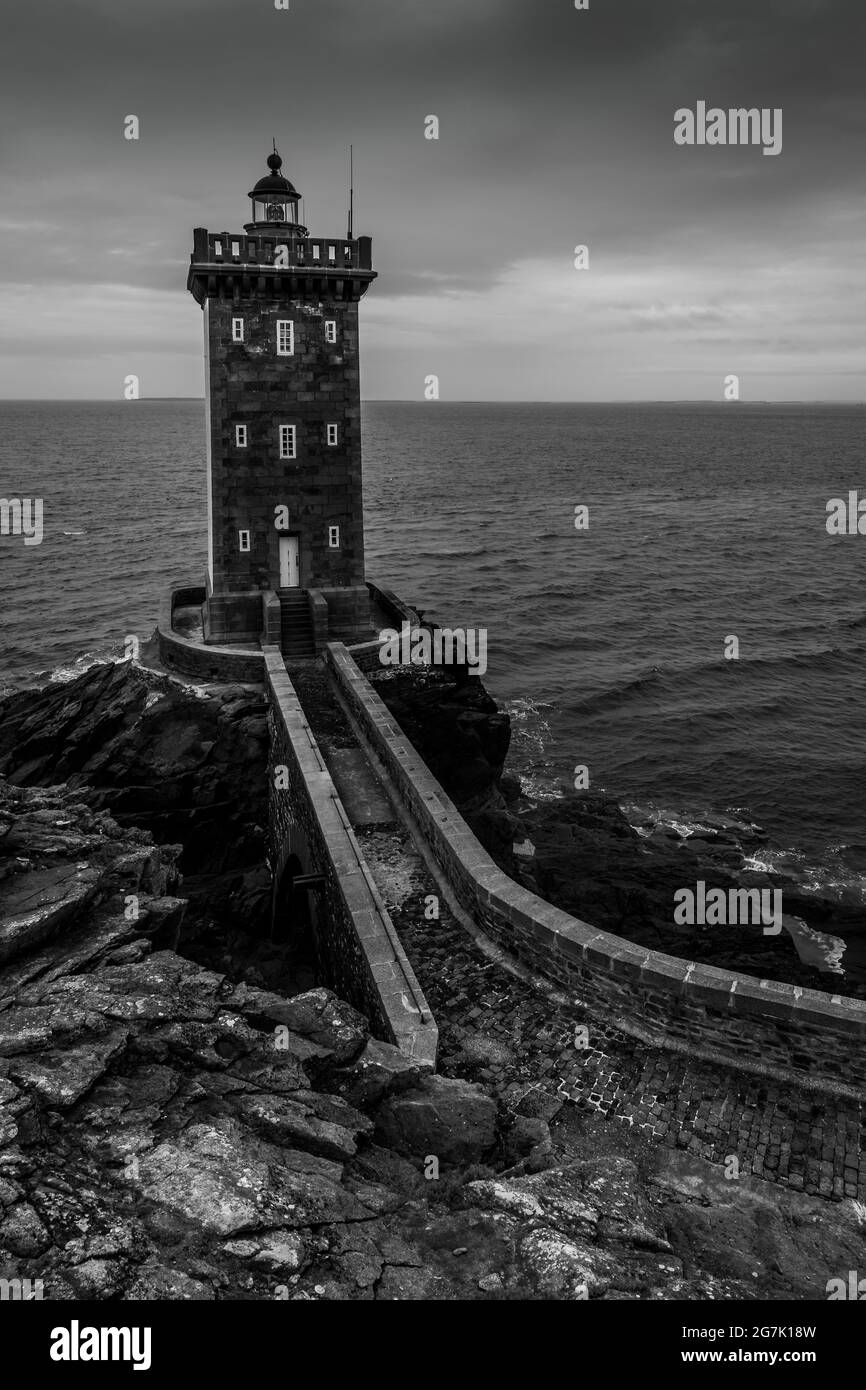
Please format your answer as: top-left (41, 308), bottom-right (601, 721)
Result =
top-left (187, 147), bottom-right (377, 654)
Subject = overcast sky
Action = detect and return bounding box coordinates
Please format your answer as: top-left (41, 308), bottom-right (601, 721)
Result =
top-left (1, 0), bottom-right (864, 400)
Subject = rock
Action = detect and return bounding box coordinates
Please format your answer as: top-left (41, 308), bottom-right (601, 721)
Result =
top-left (2, 1201), bottom-right (50, 1255)
top-left (63, 1258), bottom-right (127, 1299)
top-left (466, 1179), bottom-right (546, 1221)
top-left (137, 896), bottom-right (186, 950)
top-left (375, 1075), bottom-right (497, 1166)
top-left (347, 1143), bottom-right (425, 1197)
top-left (374, 1232), bottom-right (424, 1267)
top-left (223, 1230), bottom-right (306, 1274)
top-left (0, 865), bottom-right (100, 966)
top-left (227, 1054), bottom-right (309, 1095)
top-left (372, 668), bottom-right (514, 866)
top-left (470, 1158), bottom-right (663, 1249)
top-left (135, 1119), bottom-right (374, 1234)
top-left (478, 1272), bottom-right (504, 1292)
top-left (326, 1038), bottom-right (432, 1110)
top-left (229, 1093), bottom-right (368, 1162)
top-left (333, 1249), bottom-right (382, 1289)
top-left (519, 1229), bottom-right (613, 1299)
top-left (60, 1220), bottom-right (139, 1264)
top-left (376, 1265), bottom-right (440, 1300)
top-left (9, 1030), bottom-right (130, 1109)
top-left (0, 1178), bottom-right (23, 1207)
top-left (342, 1180), bottom-right (403, 1216)
top-left (373, 668), bottom-right (510, 806)
top-left (0, 663), bottom-right (269, 928)
top-left (231, 986), bottom-right (368, 1065)
top-left (502, 1115), bottom-right (554, 1171)
top-left (124, 1265), bottom-right (215, 1300)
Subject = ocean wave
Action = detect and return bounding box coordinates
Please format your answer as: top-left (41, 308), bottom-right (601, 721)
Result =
top-left (44, 649), bottom-right (126, 685)
top-left (570, 668), bottom-right (664, 716)
top-left (622, 800), bottom-right (866, 904)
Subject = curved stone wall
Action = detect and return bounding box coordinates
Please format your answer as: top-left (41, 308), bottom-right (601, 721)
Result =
top-left (153, 582), bottom-right (266, 683)
top-left (325, 641), bottom-right (866, 1099)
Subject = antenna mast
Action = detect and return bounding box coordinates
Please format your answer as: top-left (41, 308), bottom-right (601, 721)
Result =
top-left (348, 145), bottom-right (354, 240)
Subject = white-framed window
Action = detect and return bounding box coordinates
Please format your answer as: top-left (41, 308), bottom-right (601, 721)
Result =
top-left (328, 525), bottom-right (341, 549)
top-left (235, 425), bottom-right (247, 448)
top-left (231, 240), bottom-right (240, 257)
top-left (312, 244), bottom-right (321, 261)
top-left (279, 425), bottom-right (297, 460)
top-left (325, 320), bottom-right (337, 344)
top-left (239, 530), bottom-right (250, 553)
top-left (232, 317), bottom-right (244, 343)
top-left (328, 244), bottom-right (336, 260)
top-left (326, 424), bottom-right (339, 446)
top-left (344, 244), bottom-right (353, 262)
top-left (276, 320), bottom-right (294, 356)
top-left (214, 240), bottom-right (223, 257)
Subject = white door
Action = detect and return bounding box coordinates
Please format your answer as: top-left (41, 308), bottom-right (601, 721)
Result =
top-left (279, 535), bottom-right (300, 588)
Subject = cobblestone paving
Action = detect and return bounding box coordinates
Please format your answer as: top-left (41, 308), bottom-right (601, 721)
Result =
top-left (293, 663), bottom-right (865, 1202)
top-left (362, 825), bottom-right (866, 1203)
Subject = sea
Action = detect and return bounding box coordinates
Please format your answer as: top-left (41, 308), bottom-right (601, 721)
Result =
top-left (2, 399), bottom-right (865, 908)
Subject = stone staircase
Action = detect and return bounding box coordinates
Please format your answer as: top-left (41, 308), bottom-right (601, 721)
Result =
top-left (279, 590), bottom-right (316, 659)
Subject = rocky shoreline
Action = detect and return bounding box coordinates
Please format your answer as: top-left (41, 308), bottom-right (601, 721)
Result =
top-left (0, 659), bottom-right (862, 1300)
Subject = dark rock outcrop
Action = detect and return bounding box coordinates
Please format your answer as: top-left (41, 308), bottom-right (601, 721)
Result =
top-left (0, 660), bottom-right (269, 897)
top-left (375, 1075), bottom-right (498, 1167)
top-left (371, 668), bottom-right (516, 868)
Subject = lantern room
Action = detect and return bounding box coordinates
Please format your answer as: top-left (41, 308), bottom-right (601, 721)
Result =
top-left (244, 147), bottom-right (307, 235)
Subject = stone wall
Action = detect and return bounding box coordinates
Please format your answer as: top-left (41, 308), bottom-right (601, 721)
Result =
top-left (345, 581), bottom-right (422, 671)
top-left (154, 584), bottom-right (265, 683)
top-left (325, 642), bottom-right (866, 1099)
top-left (365, 582), bottom-right (422, 629)
top-left (265, 648), bottom-right (437, 1066)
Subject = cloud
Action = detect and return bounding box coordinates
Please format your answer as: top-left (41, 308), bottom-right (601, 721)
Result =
top-left (0, 0), bottom-right (863, 397)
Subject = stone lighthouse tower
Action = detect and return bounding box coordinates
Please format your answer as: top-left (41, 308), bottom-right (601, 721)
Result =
top-left (187, 147), bottom-right (377, 654)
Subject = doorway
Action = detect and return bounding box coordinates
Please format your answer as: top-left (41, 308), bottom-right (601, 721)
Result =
top-left (279, 534), bottom-right (300, 588)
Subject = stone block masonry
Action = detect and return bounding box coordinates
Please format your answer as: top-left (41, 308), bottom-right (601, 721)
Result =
top-left (264, 648), bottom-right (436, 1066)
top-left (204, 296), bottom-right (366, 607)
top-left (325, 641), bottom-right (866, 1100)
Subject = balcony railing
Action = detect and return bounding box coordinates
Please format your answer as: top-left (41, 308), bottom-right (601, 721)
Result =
top-left (192, 230), bottom-right (372, 272)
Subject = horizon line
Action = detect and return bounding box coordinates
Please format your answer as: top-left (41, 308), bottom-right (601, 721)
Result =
top-left (1, 397), bottom-right (865, 406)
